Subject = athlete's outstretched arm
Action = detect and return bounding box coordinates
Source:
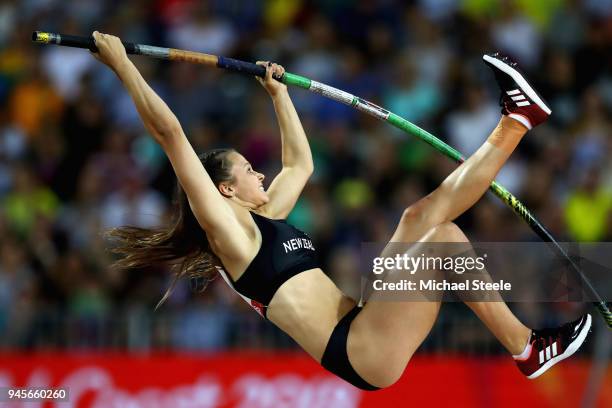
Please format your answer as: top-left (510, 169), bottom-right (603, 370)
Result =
top-left (91, 31), bottom-right (248, 258)
top-left (257, 62), bottom-right (314, 219)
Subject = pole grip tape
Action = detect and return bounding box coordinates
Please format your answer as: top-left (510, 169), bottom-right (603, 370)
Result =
top-left (32, 32), bottom-right (137, 54)
top-left (217, 56), bottom-right (266, 77)
top-left (63, 34), bottom-right (137, 54)
top-left (58, 34), bottom-right (98, 51)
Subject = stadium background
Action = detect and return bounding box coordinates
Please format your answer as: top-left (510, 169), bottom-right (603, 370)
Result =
top-left (0, 0), bottom-right (610, 406)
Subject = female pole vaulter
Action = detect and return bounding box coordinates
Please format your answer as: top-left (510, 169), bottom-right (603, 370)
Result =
top-left (91, 31), bottom-right (591, 390)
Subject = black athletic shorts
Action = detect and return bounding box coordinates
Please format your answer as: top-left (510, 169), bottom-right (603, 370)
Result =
top-left (320, 306), bottom-right (380, 391)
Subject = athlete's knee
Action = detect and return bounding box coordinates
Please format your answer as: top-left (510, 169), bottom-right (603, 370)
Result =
top-left (399, 194), bottom-right (445, 232)
top-left (400, 202), bottom-right (427, 227)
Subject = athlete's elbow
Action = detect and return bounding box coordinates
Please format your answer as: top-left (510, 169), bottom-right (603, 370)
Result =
top-left (300, 155), bottom-right (314, 176)
top-left (303, 161), bottom-right (314, 177)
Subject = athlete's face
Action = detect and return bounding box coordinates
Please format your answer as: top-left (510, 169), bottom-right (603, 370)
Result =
top-left (225, 152), bottom-right (269, 207)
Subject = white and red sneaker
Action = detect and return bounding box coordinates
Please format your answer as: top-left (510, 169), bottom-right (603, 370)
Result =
top-left (483, 52), bottom-right (551, 130)
top-left (514, 314), bottom-right (592, 379)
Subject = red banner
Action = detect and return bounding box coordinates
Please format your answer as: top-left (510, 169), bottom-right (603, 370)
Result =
top-left (0, 353), bottom-right (608, 407)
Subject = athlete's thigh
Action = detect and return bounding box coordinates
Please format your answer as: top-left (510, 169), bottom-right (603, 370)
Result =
top-left (347, 240), bottom-right (443, 386)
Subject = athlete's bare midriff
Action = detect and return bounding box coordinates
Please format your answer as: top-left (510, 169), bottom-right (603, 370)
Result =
top-left (267, 268), bottom-right (356, 361)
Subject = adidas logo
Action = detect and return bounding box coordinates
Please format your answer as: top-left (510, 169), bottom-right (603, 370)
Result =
top-left (538, 342), bottom-right (558, 364)
top-left (506, 89), bottom-right (531, 107)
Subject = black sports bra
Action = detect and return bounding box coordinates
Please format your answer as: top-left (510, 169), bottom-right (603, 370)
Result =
top-left (218, 212), bottom-right (321, 318)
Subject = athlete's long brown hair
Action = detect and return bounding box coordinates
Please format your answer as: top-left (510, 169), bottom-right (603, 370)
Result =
top-left (107, 148), bottom-right (235, 308)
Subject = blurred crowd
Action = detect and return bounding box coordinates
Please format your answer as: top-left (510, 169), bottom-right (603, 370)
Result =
top-left (0, 0), bottom-right (611, 351)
